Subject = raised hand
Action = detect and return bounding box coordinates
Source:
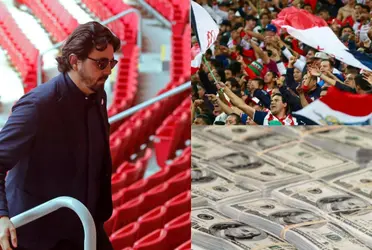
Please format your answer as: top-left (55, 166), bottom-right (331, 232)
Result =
top-left (216, 81), bottom-right (227, 90)
top-left (288, 56), bottom-right (297, 66)
top-left (309, 67), bottom-right (321, 77)
top-left (194, 99), bottom-right (204, 107)
top-left (362, 71), bottom-right (372, 85)
top-left (205, 94), bottom-right (218, 103)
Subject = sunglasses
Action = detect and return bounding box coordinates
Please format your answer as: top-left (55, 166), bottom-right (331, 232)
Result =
top-left (87, 57), bottom-right (118, 70)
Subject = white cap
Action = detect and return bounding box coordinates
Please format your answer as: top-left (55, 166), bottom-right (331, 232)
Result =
top-left (314, 52), bottom-right (330, 60)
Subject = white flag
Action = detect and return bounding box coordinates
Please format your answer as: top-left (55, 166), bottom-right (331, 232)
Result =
top-left (191, 1), bottom-right (220, 54)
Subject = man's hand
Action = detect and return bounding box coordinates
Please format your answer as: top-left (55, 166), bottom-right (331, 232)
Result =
top-left (362, 71), bottom-right (372, 85)
top-left (276, 76), bottom-right (285, 88)
top-left (296, 84), bottom-right (304, 95)
top-left (194, 99), bottom-right (204, 107)
top-left (309, 67), bottom-right (321, 77)
top-left (0, 217), bottom-right (17, 250)
top-left (236, 55), bottom-right (245, 64)
top-left (216, 82), bottom-right (227, 90)
top-left (205, 94), bottom-right (218, 104)
top-left (288, 56), bottom-right (297, 67)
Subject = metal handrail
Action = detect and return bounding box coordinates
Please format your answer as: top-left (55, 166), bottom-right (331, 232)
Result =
top-left (11, 196), bottom-right (96, 250)
top-left (136, 0), bottom-right (171, 28)
top-left (109, 81), bottom-right (191, 124)
top-left (37, 8), bottom-right (143, 86)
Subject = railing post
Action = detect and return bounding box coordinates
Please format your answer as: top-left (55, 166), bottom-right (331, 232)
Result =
top-left (108, 81), bottom-right (191, 124)
top-left (135, 0), bottom-right (171, 28)
top-left (11, 196), bottom-right (96, 250)
top-left (37, 8), bottom-right (143, 86)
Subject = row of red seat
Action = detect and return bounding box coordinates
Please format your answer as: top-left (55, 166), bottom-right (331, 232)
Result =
top-left (154, 97), bottom-right (190, 167)
top-left (171, 23), bottom-right (191, 82)
top-left (111, 148), bottom-right (152, 193)
top-left (109, 76), bottom-right (190, 169)
top-left (19, 0), bottom-right (79, 42)
top-left (144, 0), bottom-right (188, 24)
top-left (145, 0), bottom-right (174, 22)
top-left (111, 147), bottom-right (190, 210)
top-left (106, 169), bottom-right (190, 236)
top-left (0, 3), bottom-right (38, 93)
top-left (108, 44), bottom-right (139, 132)
top-left (106, 147), bottom-right (190, 232)
top-left (112, 211), bottom-right (190, 250)
top-left (81, 0), bottom-right (137, 44)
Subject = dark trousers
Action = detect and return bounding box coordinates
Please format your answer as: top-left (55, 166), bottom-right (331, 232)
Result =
top-left (16, 225), bottom-right (113, 250)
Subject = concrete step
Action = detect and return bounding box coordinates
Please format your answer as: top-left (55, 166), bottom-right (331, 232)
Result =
top-left (135, 71), bottom-right (170, 105)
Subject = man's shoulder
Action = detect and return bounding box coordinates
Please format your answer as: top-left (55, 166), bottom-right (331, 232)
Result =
top-left (18, 74), bottom-right (64, 107)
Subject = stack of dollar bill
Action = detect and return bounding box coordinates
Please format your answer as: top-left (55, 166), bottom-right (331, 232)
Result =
top-left (191, 160), bottom-right (260, 207)
top-left (292, 126), bottom-right (372, 167)
top-left (217, 197), bottom-right (371, 250)
top-left (192, 206), bottom-right (298, 250)
top-left (191, 126), bottom-right (372, 250)
top-left (271, 179), bottom-right (372, 247)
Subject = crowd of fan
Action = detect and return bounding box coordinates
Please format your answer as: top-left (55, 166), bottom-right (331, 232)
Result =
top-left (191, 0), bottom-right (372, 125)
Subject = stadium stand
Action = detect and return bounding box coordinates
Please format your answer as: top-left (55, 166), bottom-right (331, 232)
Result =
top-left (0, 2), bottom-right (39, 93)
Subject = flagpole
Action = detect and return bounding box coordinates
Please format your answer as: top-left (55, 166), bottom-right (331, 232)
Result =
top-left (203, 56), bottom-right (219, 84)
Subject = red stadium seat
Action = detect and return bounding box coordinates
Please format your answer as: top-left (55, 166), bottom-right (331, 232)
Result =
top-left (110, 222), bottom-right (139, 250)
top-left (104, 208), bottom-right (118, 236)
top-left (166, 170), bottom-right (191, 198)
top-left (175, 240), bottom-right (191, 250)
top-left (145, 167), bottom-right (169, 191)
top-left (164, 191), bottom-right (191, 223)
top-left (137, 206), bottom-right (167, 239)
top-left (111, 172), bottom-right (127, 194)
top-left (114, 195), bottom-right (144, 231)
top-left (166, 155), bottom-right (190, 182)
top-left (133, 229), bottom-right (167, 250)
top-left (116, 161), bottom-right (143, 187)
top-left (141, 183), bottom-right (169, 215)
top-left (112, 189), bottom-right (125, 208)
top-left (122, 178), bottom-right (147, 203)
top-left (164, 213), bottom-right (191, 250)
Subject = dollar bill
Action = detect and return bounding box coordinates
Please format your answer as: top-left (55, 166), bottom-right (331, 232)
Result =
top-left (263, 142), bottom-right (354, 177)
top-left (192, 162), bottom-right (259, 204)
top-left (192, 207), bottom-right (297, 250)
top-left (232, 133), bottom-right (299, 153)
top-left (191, 192), bottom-right (208, 208)
top-left (307, 127), bottom-right (372, 149)
top-left (273, 180), bottom-right (372, 245)
top-left (202, 126), bottom-right (274, 142)
top-left (219, 198), bottom-right (371, 250)
top-left (206, 151), bottom-right (306, 189)
top-left (332, 169), bottom-right (372, 200)
top-left (192, 132), bottom-right (237, 160)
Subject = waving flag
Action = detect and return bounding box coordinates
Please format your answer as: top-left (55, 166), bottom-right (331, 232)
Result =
top-left (191, 1), bottom-right (220, 72)
top-left (293, 87), bottom-right (372, 125)
top-left (272, 7), bottom-right (372, 71)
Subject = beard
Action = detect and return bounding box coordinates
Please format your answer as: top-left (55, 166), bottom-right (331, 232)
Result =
top-left (78, 67), bottom-right (106, 92)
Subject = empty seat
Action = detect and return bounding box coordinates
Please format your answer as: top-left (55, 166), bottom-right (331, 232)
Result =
top-left (175, 240), bottom-right (191, 250)
top-left (141, 183), bottom-right (169, 215)
top-left (110, 222), bottom-right (139, 250)
top-left (123, 178), bottom-right (147, 203)
top-left (164, 213), bottom-right (191, 250)
top-left (133, 229), bottom-right (167, 250)
top-left (114, 195), bottom-right (144, 231)
top-left (104, 208), bottom-right (118, 236)
top-left (164, 191), bottom-right (191, 223)
top-left (137, 206), bottom-right (167, 239)
top-left (166, 170), bottom-right (191, 198)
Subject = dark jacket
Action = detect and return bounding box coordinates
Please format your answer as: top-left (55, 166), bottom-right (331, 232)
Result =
top-left (0, 73), bottom-right (113, 249)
